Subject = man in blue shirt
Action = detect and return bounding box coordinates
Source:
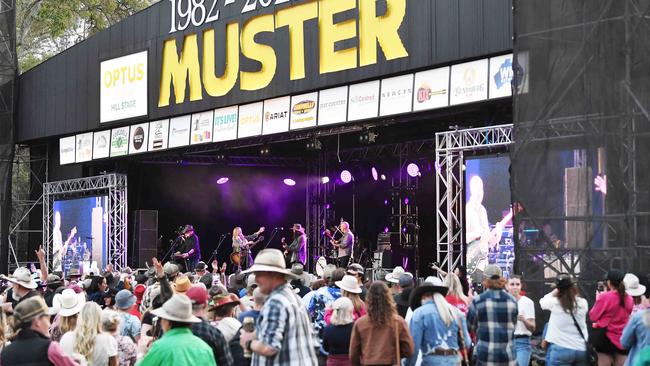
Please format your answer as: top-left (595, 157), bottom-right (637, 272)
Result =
top-left (467, 264), bottom-right (518, 366)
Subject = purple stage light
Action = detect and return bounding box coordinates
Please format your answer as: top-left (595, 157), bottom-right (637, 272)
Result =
top-left (325, 203), bottom-right (331, 209)
top-left (371, 167), bottom-right (378, 181)
top-left (384, 227), bottom-right (389, 233)
top-left (283, 178), bottom-right (296, 186)
top-left (384, 199), bottom-right (389, 205)
top-left (402, 226), bottom-right (407, 233)
top-left (340, 170), bottom-right (352, 184)
top-left (407, 163), bottom-right (420, 177)
top-left (216, 177), bottom-right (229, 185)
top-left (321, 176), bottom-right (330, 184)
top-left (403, 197), bottom-right (409, 205)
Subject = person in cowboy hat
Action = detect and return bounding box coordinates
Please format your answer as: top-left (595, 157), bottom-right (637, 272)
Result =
top-left (49, 288), bottom-right (86, 342)
top-left (115, 289), bottom-right (141, 341)
top-left (0, 297), bottom-right (78, 366)
top-left (174, 224), bottom-right (201, 273)
top-left (239, 248), bottom-right (317, 366)
top-left (138, 294), bottom-right (216, 366)
top-left (43, 274), bottom-right (64, 307)
top-left (281, 224), bottom-right (308, 266)
top-left (621, 274), bottom-right (650, 366)
top-left (3, 267), bottom-right (40, 311)
top-left (289, 263), bottom-right (312, 297)
top-left (407, 276), bottom-right (470, 366)
top-left (346, 263), bottom-right (367, 300)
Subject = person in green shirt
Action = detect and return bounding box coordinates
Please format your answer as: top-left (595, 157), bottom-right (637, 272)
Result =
top-left (137, 294), bottom-right (216, 366)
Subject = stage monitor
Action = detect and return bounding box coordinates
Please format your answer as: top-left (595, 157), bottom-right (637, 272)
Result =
top-left (53, 196), bottom-right (108, 277)
top-left (464, 155), bottom-right (514, 281)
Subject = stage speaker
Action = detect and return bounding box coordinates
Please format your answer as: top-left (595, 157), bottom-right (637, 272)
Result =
top-left (134, 210), bottom-right (158, 268)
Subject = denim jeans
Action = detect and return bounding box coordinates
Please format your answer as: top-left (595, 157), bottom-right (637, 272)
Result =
top-left (420, 354), bottom-right (459, 366)
top-left (514, 336), bottom-right (532, 366)
top-left (546, 344), bottom-right (590, 366)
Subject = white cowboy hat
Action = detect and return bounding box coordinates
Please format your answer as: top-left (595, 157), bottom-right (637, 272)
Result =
top-left (624, 273), bottom-right (647, 297)
top-left (385, 266), bottom-right (413, 284)
top-left (51, 289), bottom-right (86, 317)
top-left (7, 267), bottom-right (38, 289)
top-left (242, 249), bottom-right (297, 278)
top-left (151, 294), bottom-right (201, 323)
top-left (335, 275), bottom-right (362, 294)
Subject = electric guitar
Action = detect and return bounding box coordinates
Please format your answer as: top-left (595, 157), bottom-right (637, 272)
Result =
top-left (230, 235), bottom-right (264, 266)
top-left (466, 205), bottom-right (518, 275)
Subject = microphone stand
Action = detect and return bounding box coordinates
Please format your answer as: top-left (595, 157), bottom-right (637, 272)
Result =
top-left (162, 236), bottom-right (181, 263)
top-left (207, 234), bottom-right (228, 265)
top-left (263, 228), bottom-right (281, 250)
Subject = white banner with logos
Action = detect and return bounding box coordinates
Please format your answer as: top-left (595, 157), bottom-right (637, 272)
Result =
top-left (129, 123), bottom-right (149, 154)
top-left (413, 67), bottom-right (450, 111)
top-left (263, 96), bottom-right (290, 135)
top-left (348, 81), bottom-right (380, 121)
top-left (213, 106), bottom-right (238, 142)
top-left (60, 136), bottom-right (76, 165)
top-left (489, 54), bottom-right (514, 99)
top-left (169, 115), bottom-right (191, 148)
top-left (318, 86), bottom-right (348, 126)
top-left (100, 51), bottom-right (148, 123)
top-left (110, 126), bottom-right (130, 157)
top-left (148, 119), bottom-right (170, 151)
top-left (190, 111), bottom-right (214, 145)
top-left (290, 92), bottom-right (318, 130)
top-left (380, 74), bottom-right (414, 116)
top-left (92, 130), bottom-right (111, 159)
top-left (75, 133), bottom-right (93, 163)
top-left (238, 102), bottom-right (263, 138)
top-left (450, 59), bottom-right (488, 105)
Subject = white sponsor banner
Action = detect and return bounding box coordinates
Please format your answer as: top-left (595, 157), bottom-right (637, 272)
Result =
top-left (148, 119), bottom-right (170, 151)
top-left (413, 67), bottom-right (450, 111)
top-left (92, 130), bottom-right (111, 160)
top-left (190, 111), bottom-right (214, 145)
top-left (489, 54), bottom-right (514, 99)
top-left (59, 136), bottom-right (76, 165)
top-left (450, 59), bottom-right (488, 105)
top-left (169, 115), bottom-right (191, 148)
top-left (318, 86), bottom-right (348, 126)
top-left (238, 102), bottom-right (263, 138)
top-left (129, 123), bottom-right (149, 154)
top-left (75, 133), bottom-right (93, 163)
top-left (290, 92), bottom-right (318, 130)
top-left (100, 51), bottom-right (148, 123)
top-left (380, 74), bottom-right (414, 116)
top-left (110, 126), bottom-right (130, 157)
top-left (263, 96), bottom-right (290, 135)
top-left (213, 106), bottom-right (238, 142)
top-left (348, 80), bottom-right (380, 121)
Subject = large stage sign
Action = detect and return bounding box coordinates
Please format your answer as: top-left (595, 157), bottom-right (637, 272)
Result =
top-left (464, 155), bottom-right (514, 281)
top-left (52, 196), bottom-right (108, 276)
top-left (100, 51), bottom-right (148, 123)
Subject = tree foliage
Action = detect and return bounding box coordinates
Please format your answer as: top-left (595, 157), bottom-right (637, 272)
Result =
top-left (17, 0), bottom-right (154, 72)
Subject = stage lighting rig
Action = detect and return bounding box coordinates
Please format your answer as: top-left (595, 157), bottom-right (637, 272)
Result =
top-left (306, 137), bottom-right (322, 151)
top-left (259, 145), bottom-right (271, 156)
top-left (359, 128), bottom-right (377, 145)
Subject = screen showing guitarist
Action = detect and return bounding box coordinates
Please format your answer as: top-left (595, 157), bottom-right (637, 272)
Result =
top-left (281, 224), bottom-right (307, 266)
top-left (174, 224), bottom-right (201, 272)
top-left (466, 176), bottom-right (514, 282)
top-left (331, 221), bottom-right (354, 268)
top-left (231, 226), bottom-right (265, 271)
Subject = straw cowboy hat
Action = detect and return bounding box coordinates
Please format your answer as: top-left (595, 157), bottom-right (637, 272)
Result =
top-left (151, 294), bottom-right (201, 323)
top-left (624, 273), bottom-right (647, 297)
top-left (292, 223), bottom-right (305, 233)
top-left (242, 249), bottom-right (297, 278)
top-left (5, 267), bottom-right (38, 289)
top-left (209, 293), bottom-right (240, 312)
top-left (335, 275), bottom-right (362, 294)
top-left (174, 275), bottom-right (192, 294)
top-left (51, 288), bottom-right (86, 317)
top-left (409, 276), bottom-right (449, 311)
top-left (385, 266), bottom-right (413, 284)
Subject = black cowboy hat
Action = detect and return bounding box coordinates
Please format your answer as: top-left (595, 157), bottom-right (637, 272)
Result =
top-left (182, 225), bottom-right (195, 234)
top-left (409, 276), bottom-right (449, 311)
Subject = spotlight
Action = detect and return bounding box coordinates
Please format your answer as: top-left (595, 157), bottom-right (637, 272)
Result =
top-left (407, 163), bottom-right (420, 177)
top-left (215, 152), bottom-right (227, 161)
top-left (359, 128), bottom-right (377, 145)
top-left (283, 178), bottom-right (296, 186)
top-left (380, 174), bottom-right (386, 181)
top-left (383, 227), bottom-right (389, 233)
top-left (340, 170), bottom-right (353, 184)
top-left (371, 167), bottom-right (378, 181)
top-left (321, 176), bottom-right (330, 184)
top-left (403, 197), bottom-right (409, 205)
top-left (260, 145), bottom-right (271, 156)
top-left (384, 199), bottom-right (389, 205)
top-left (216, 177), bottom-right (229, 185)
top-left (306, 137), bottom-right (322, 151)
top-left (325, 203), bottom-right (331, 209)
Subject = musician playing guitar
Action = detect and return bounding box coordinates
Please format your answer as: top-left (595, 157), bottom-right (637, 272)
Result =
top-left (330, 221), bottom-right (354, 268)
top-left (231, 226), bottom-right (265, 271)
top-left (174, 225), bottom-right (201, 273)
top-left (281, 224), bottom-right (307, 266)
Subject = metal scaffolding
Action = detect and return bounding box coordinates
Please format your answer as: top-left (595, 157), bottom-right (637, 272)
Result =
top-left (43, 174), bottom-right (128, 270)
top-left (435, 124), bottom-right (514, 273)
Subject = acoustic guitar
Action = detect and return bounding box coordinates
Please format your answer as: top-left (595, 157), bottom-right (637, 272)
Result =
top-left (230, 235), bottom-right (264, 266)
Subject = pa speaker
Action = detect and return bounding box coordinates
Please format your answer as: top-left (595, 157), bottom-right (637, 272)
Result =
top-left (134, 210), bottom-right (158, 268)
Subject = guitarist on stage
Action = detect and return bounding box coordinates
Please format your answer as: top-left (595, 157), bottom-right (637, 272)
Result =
top-left (281, 224), bottom-right (307, 266)
top-left (330, 221), bottom-right (354, 268)
top-left (232, 226), bottom-right (265, 271)
top-left (174, 225), bottom-right (201, 273)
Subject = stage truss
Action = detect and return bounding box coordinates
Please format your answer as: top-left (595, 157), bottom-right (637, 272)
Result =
top-left (435, 124), bottom-right (514, 273)
top-left (43, 174), bottom-right (128, 271)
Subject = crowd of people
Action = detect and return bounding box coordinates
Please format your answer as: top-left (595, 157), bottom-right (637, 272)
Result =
top-left (0, 246), bottom-right (649, 366)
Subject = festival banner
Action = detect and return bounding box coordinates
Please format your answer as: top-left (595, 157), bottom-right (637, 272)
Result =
top-left (450, 59), bottom-right (488, 105)
top-left (413, 67), bottom-right (450, 111)
top-left (148, 119), bottom-right (170, 151)
top-left (348, 80), bottom-right (380, 121)
top-left (100, 51), bottom-right (148, 123)
top-left (237, 102), bottom-right (263, 138)
top-left (489, 54), bottom-right (514, 99)
top-left (213, 106), bottom-right (238, 142)
top-left (318, 86), bottom-right (348, 126)
top-left (380, 74), bottom-right (414, 116)
top-left (168, 115), bottom-right (191, 148)
top-left (263, 96), bottom-right (290, 135)
top-left (110, 126), bottom-right (130, 157)
top-left (92, 130), bottom-right (111, 159)
top-left (190, 110), bottom-right (214, 145)
top-left (59, 136), bottom-right (76, 165)
top-left (289, 92), bottom-right (318, 130)
top-left (129, 122), bottom-right (149, 154)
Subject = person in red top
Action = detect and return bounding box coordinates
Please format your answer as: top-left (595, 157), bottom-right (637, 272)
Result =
top-left (444, 273), bottom-right (470, 315)
top-left (589, 269), bottom-right (634, 366)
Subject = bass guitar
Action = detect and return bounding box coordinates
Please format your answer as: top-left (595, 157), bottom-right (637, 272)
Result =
top-left (230, 235), bottom-right (264, 266)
